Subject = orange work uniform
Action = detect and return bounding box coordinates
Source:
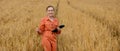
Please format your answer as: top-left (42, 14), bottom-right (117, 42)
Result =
top-left (38, 16), bottom-right (61, 51)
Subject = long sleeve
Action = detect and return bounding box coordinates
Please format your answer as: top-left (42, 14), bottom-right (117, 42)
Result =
top-left (39, 19), bottom-right (45, 34)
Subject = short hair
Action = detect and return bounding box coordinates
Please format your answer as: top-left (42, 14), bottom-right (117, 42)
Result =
top-left (46, 5), bottom-right (55, 11)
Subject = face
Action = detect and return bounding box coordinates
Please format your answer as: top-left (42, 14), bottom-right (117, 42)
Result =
top-left (47, 7), bottom-right (55, 17)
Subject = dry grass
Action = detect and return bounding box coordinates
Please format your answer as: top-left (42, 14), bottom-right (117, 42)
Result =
top-left (0, 0), bottom-right (120, 51)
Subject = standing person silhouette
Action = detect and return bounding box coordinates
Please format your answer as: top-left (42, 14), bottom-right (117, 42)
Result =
top-left (36, 5), bottom-right (61, 51)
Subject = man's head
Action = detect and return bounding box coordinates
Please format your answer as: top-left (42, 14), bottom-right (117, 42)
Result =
top-left (46, 5), bottom-right (55, 17)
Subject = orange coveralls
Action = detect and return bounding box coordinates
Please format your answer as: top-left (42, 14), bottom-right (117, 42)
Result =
top-left (39, 16), bottom-right (61, 51)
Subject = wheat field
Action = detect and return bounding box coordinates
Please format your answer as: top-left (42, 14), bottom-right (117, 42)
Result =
top-left (0, 0), bottom-right (120, 51)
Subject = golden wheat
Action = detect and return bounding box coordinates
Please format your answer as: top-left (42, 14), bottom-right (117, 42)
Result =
top-left (0, 0), bottom-right (120, 51)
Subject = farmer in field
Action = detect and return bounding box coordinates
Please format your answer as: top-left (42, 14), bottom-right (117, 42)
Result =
top-left (36, 5), bottom-right (64, 51)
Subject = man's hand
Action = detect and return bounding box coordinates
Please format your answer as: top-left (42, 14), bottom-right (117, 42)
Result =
top-left (52, 28), bottom-right (58, 32)
top-left (36, 28), bottom-right (41, 35)
top-left (52, 24), bottom-right (65, 33)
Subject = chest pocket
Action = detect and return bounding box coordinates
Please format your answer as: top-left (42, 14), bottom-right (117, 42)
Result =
top-left (45, 21), bottom-right (57, 31)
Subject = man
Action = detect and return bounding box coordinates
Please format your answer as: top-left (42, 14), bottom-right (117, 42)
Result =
top-left (36, 5), bottom-right (61, 51)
